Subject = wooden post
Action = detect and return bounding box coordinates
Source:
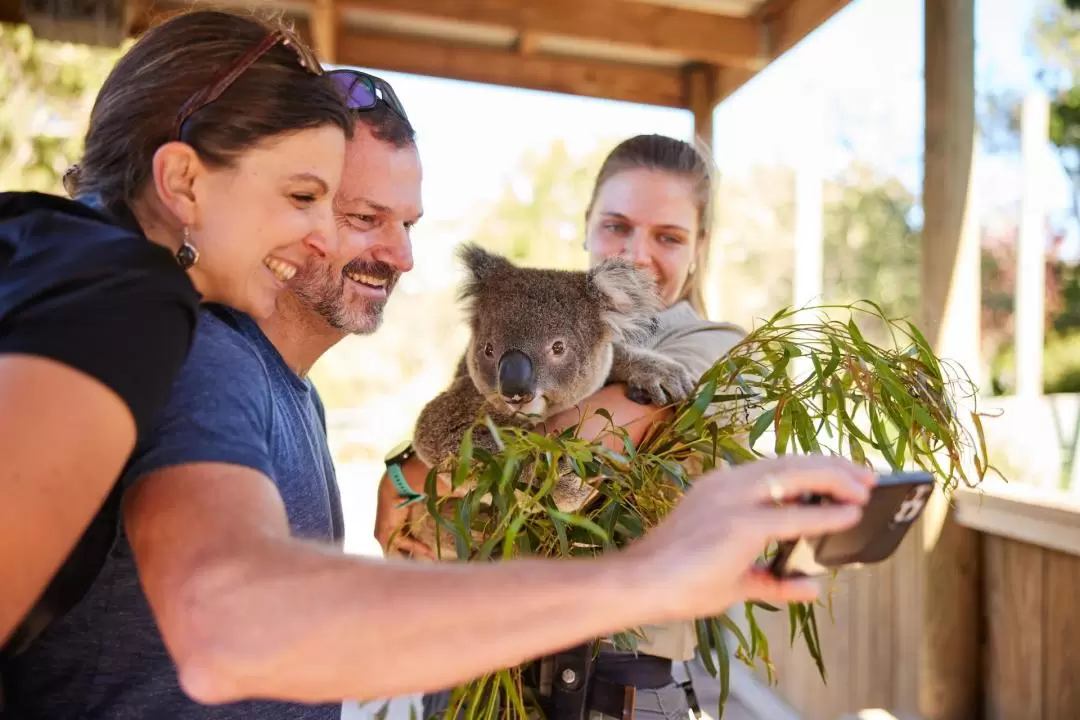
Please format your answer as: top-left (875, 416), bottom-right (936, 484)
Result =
top-left (1016, 91), bottom-right (1051, 398)
top-left (684, 63), bottom-right (718, 148)
top-left (792, 92), bottom-right (824, 381)
top-left (683, 63), bottom-right (722, 318)
top-left (920, 1), bottom-right (983, 718)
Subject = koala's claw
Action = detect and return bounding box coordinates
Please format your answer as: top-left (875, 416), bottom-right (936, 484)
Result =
top-left (624, 361), bottom-right (697, 408)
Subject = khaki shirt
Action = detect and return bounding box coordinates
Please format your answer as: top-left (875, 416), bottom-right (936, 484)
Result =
top-left (622, 301), bottom-right (747, 661)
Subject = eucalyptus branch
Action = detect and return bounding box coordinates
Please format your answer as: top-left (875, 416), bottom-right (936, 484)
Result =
top-left (418, 301), bottom-right (999, 720)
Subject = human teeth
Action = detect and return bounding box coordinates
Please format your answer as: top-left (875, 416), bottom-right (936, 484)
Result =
top-left (264, 257), bottom-right (297, 282)
top-left (346, 271), bottom-right (387, 288)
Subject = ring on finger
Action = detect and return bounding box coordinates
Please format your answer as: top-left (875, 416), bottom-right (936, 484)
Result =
top-left (763, 473), bottom-right (785, 506)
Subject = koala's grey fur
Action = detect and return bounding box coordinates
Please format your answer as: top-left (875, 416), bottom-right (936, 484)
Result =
top-left (404, 244), bottom-right (697, 558)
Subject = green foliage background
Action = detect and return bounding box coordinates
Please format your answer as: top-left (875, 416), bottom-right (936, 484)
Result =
top-left (0, 23), bottom-right (122, 193)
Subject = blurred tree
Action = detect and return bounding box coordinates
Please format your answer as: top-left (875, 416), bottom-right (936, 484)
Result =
top-left (715, 161), bottom-right (920, 342)
top-left (0, 22), bottom-right (122, 193)
top-left (467, 138), bottom-right (615, 270)
top-left (821, 163), bottom-right (920, 327)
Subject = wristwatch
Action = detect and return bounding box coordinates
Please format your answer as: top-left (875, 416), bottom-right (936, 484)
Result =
top-left (384, 439), bottom-right (426, 508)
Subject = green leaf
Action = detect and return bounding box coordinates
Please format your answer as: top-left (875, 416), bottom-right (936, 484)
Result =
top-left (502, 513), bottom-right (528, 559)
top-left (694, 620), bottom-right (718, 676)
top-left (709, 618), bottom-right (731, 719)
top-left (547, 508), bottom-right (609, 542)
top-left (748, 406), bottom-right (777, 447)
top-left (719, 613), bottom-right (751, 656)
top-left (483, 416), bottom-right (506, 452)
top-left (453, 428), bottom-right (474, 489)
top-left (675, 377), bottom-right (717, 433)
top-left (499, 669), bottom-right (528, 720)
top-left (547, 508), bottom-right (570, 555)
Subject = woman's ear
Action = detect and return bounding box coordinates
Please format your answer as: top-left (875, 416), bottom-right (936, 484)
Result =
top-left (150, 142), bottom-right (202, 228)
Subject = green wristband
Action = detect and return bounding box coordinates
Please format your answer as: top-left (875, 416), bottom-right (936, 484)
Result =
top-left (388, 462), bottom-right (425, 508)
top-left (385, 439), bottom-right (425, 508)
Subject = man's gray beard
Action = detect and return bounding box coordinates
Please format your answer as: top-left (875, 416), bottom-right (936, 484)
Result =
top-left (291, 266), bottom-right (387, 336)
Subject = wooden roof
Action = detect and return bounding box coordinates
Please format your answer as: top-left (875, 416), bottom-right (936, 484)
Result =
top-left (3, 0), bottom-right (851, 111)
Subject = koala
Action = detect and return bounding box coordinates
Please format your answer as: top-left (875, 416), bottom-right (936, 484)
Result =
top-left (403, 244), bottom-right (698, 559)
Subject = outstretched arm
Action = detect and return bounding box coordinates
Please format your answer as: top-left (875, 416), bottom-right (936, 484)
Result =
top-left (129, 454), bottom-right (873, 705)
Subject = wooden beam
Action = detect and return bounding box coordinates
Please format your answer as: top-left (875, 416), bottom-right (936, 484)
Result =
top-left (0, 0), bottom-right (25, 25)
top-left (766, 0), bottom-right (850, 61)
top-left (708, 0), bottom-right (852, 106)
top-left (336, 30), bottom-right (685, 108)
top-left (337, 0), bottom-right (763, 70)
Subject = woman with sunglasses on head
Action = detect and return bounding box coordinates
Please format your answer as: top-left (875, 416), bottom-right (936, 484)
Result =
top-left (0, 9), bottom-right (359, 660)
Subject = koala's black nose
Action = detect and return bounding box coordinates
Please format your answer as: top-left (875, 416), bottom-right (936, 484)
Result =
top-left (498, 349), bottom-right (535, 402)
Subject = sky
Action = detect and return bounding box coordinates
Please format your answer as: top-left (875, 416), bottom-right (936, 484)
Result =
top-left (332, 0), bottom-right (1072, 280)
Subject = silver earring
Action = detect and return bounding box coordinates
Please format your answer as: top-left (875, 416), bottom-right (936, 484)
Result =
top-left (688, 262), bottom-right (697, 274)
top-left (175, 227), bottom-right (200, 269)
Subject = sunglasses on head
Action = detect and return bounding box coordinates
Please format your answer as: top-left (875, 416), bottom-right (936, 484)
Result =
top-left (326, 69), bottom-right (411, 126)
top-left (172, 30), bottom-right (410, 141)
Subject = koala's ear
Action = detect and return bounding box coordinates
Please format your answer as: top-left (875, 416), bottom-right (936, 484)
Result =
top-left (456, 243), bottom-right (514, 302)
top-left (586, 257), bottom-right (664, 344)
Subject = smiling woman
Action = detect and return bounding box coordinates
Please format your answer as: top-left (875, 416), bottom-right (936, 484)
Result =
top-left (0, 7), bottom-right (355, 668)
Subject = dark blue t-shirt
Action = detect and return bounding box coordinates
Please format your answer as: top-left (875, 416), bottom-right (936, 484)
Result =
top-left (3, 305), bottom-right (344, 719)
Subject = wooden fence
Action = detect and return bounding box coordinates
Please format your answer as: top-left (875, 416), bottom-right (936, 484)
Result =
top-left (725, 483), bottom-right (1080, 720)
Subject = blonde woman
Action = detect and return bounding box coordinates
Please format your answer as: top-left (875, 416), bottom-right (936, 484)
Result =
top-left (377, 134), bottom-right (748, 719)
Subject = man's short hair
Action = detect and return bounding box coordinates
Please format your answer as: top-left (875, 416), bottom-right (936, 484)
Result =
top-left (356, 103), bottom-right (416, 149)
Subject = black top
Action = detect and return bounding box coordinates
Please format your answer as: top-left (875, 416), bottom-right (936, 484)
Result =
top-left (0, 191), bottom-right (201, 661)
top-left (0, 191), bottom-right (201, 437)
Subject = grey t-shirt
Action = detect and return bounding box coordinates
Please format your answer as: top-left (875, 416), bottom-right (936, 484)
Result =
top-left (603, 300), bottom-right (747, 663)
top-left (644, 300), bottom-right (746, 381)
top-left (3, 305), bottom-right (344, 719)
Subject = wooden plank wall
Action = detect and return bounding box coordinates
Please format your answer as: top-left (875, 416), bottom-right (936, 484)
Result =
top-left (983, 535), bottom-right (1080, 720)
top-left (741, 511), bottom-right (1080, 720)
top-left (746, 516), bottom-right (927, 720)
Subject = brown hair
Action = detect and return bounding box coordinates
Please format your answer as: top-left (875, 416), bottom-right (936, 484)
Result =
top-left (584, 134), bottom-right (715, 318)
top-left (356, 102), bottom-right (417, 150)
top-left (64, 9), bottom-right (353, 226)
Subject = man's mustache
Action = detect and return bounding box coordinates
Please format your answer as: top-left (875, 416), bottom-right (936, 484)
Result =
top-left (341, 259), bottom-right (398, 286)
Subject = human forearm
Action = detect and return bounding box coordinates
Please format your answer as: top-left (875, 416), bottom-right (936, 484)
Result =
top-left (176, 539), bottom-right (652, 704)
top-left (540, 383), bottom-right (671, 451)
top-left (134, 456), bottom-right (875, 708)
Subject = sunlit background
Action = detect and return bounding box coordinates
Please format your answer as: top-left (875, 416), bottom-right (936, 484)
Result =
top-left (6, 0), bottom-right (1080, 544)
top-left (5, 0), bottom-right (1080, 717)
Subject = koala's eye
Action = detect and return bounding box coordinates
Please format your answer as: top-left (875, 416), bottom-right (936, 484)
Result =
top-left (551, 341), bottom-right (566, 356)
top-left (483, 343), bottom-right (495, 358)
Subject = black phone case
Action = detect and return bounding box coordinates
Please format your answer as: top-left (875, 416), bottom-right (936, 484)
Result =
top-left (769, 470), bottom-right (935, 578)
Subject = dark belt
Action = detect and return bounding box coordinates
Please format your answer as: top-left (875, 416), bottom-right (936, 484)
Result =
top-left (528, 645), bottom-right (679, 720)
top-left (593, 651), bottom-right (673, 689)
top-left (589, 652), bottom-right (675, 720)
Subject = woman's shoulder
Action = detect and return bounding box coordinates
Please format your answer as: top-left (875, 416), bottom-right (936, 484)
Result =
top-left (655, 301), bottom-right (747, 339)
top-left (0, 191), bottom-right (198, 305)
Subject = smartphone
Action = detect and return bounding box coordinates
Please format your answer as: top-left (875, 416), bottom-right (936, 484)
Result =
top-left (768, 470), bottom-right (935, 579)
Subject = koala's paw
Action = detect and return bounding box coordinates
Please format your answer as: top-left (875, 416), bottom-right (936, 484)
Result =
top-left (623, 352), bottom-right (697, 407)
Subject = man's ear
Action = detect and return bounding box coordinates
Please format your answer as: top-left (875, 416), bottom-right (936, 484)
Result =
top-left (586, 257), bottom-right (663, 344)
top-left (149, 142), bottom-right (203, 228)
top-left (456, 243), bottom-right (515, 304)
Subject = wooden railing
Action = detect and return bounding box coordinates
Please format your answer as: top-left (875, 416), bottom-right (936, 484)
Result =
top-left (954, 483), bottom-right (1080, 720)
top-left (725, 483), bottom-right (1080, 720)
